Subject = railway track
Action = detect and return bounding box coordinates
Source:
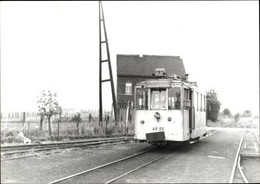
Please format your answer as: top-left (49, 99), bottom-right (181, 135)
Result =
top-left (193, 122), bottom-right (258, 183)
top-left (47, 129), bottom-right (221, 184)
top-left (3, 124), bottom-right (256, 183)
top-left (48, 147), bottom-right (174, 184)
top-left (229, 123), bottom-right (259, 183)
top-left (1, 136), bottom-right (133, 161)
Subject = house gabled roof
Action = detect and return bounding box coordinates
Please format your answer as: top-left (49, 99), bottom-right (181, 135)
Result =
top-left (117, 54), bottom-right (186, 79)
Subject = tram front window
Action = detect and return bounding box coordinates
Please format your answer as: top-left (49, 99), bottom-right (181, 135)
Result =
top-left (168, 87), bottom-right (181, 110)
top-left (136, 88), bottom-right (148, 110)
top-left (151, 88), bottom-right (166, 110)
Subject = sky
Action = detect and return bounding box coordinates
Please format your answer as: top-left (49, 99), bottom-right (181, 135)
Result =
top-left (1, 1), bottom-right (259, 116)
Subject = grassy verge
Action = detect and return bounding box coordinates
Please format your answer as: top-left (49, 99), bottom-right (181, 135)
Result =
top-left (1, 120), bottom-right (134, 145)
top-left (207, 115), bottom-right (259, 129)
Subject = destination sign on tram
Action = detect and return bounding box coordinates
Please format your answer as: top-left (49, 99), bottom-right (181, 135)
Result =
top-left (146, 81), bottom-right (171, 88)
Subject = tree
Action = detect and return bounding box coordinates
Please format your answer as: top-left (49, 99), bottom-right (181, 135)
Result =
top-left (71, 113), bottom-right (81, 135)
top-left (39, 114), bottom-right (44, 131)
top-left (206, 89), bottom-right (221, 122)
top-left (242, 110), bottom-right (252, 117)
top-left (223, 108), bottom-right (232, 118)
top-left (234, 113), bottom-right (241, 122)
top-left (37, 90), bottom-right (60, 136)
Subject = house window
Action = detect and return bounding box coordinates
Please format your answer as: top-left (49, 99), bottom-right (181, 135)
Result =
top-left (125, 82), bottom-right (132, 95)
top-left (136, 88), bottom-right (148, 110)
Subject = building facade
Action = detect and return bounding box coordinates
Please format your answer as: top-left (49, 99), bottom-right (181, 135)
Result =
top-left (116, 54), bottom-right (187, 122)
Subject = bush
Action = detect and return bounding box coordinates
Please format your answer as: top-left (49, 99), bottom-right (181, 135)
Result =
top-left (1, 129), bottom-right (23, 144)
top-left (234, 113), bottom-right (241, 122)
top-left (223, 108), bottom-right (232, 118)
top-left (206, 89), bottom-right (221, 122)
top-left (242, 110), bottom-right (252, 117)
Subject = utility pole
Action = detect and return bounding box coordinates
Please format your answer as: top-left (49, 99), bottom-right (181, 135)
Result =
top-left (99, 1), bottom-right (117, 124)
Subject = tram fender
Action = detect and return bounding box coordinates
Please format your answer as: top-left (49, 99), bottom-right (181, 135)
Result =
top-left (146, 131), bottom-right (165, 142)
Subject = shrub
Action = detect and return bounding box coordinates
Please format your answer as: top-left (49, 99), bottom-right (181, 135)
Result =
top-left (206, 89), bottom-right (221, 122)
top-left (223, 108), bottom-right (232, 118)
top-left (242, 110), bottom-right (252, 117)
top-left (1, 129), bottom-right (23, 144)
top-left (234, 113), bottom-right (241, 122)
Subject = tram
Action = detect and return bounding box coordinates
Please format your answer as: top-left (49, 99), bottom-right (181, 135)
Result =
top-left (134, 68), bottom-right (207, 144)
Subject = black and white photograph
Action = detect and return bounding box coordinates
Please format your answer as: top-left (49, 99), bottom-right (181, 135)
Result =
top-left (1, 1), bottom-right (259, 183)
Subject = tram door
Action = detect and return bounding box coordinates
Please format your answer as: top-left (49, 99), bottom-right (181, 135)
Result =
top-left (184, 88), bottom-right (193, 135)
top-left (189, 89), bottom-right (194, 134)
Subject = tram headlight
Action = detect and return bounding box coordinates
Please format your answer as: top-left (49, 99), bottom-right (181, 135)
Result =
top-left (168, 117), bottom-right (172, 121)
top-left (154, 112), bottom-right (161, 122)
top-left (140, 120), bottom-right (145, 124)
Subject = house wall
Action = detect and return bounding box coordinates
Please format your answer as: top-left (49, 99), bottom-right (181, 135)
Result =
top-left (117, 76), bottom-right (150, 107)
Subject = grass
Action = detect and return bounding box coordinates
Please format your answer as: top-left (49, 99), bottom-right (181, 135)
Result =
top-left (207, 114), bottom-right (259, 128)
top-left (1, 114), bottom-right (134, 144)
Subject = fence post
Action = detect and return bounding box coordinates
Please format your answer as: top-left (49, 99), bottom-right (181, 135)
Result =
top-left (4, 113), bottom-right (9, 129)
top-left (125, 101), bottom-right (130, 135)
top-left (27, 121), bottom-right (30, 131)
top-left (22, 112), bottom-right (26, 132)
top-left (58, 108), bottom-right (61, 140)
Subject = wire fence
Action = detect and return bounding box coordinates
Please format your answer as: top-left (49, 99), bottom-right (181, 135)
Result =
top-left (1, 109), bottom-right (134, 142)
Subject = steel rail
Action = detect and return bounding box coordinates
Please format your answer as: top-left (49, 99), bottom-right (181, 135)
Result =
top-left (237, 155), bottom-right (249, 183)
top-left (48, 149), bottom-right (154, 184)
top-left (237, 122), bottom-right (259, 183)
top-left (206, 122), bottom-right (254, 183)
top-left (229, 123), bottom-right (250, 183)
top-left (2, 139), bottom-right (127, 154)
top-left (48, 129), bottom-right (218, 184)
top-left (192, 122), bottom-right (251, 183)
top-left (1, 139), bottom-right (131, 161)
top-left (1, 136), bottom-right (133, 150)
top-left (104, 153), bottom-right (171, 184)
top-left (47, 126), bottom-right (225, 184)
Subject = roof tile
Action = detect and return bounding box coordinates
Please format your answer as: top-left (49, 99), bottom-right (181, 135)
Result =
top-left (117, 54), bottom-right (186, 79)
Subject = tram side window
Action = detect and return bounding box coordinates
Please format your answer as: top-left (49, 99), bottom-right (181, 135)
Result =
top-left (194, 92), bottom-right (197, 111)
top-left (197, 92), bottom-right (199, 111)
top-left (168, 87), bottom-right (181, 110)
top-left (151, 88), bottom-right (167, 110)
top-left (184, 88), bottom-right (189, 101)
top-left (202, 95), bottom-right (204, 111)
top-left (183, 88), bottom-right (191, 108)
top-left (200, 94), bottom-right (203, 111)
top-left (136, 88), bottom-right (148, 110)
top-left (197, 92), bottom-right (203, 111)
top-left (203, 95), bottom-right (206, 111)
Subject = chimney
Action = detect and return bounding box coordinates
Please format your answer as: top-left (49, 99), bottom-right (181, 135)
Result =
top-left (185, 74), bottom-right (189, 81)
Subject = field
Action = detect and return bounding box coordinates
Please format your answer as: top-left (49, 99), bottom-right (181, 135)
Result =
top-left (1, 111), bottom-right (134, 144)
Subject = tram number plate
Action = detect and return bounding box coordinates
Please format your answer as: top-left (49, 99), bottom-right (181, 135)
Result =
top-left (152, 127), bottom-right (164, 131)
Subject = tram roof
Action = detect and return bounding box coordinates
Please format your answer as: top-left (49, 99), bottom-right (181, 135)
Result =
top-left (136, 78), bottom-right (205, 94)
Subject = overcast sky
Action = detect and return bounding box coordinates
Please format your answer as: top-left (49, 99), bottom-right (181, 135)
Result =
top-left (1, 1), bottom-right (259, 116)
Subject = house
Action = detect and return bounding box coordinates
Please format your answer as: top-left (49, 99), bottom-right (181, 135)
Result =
top-left (116, 54), bottom-right (187, 122)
